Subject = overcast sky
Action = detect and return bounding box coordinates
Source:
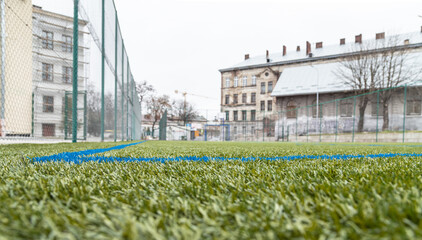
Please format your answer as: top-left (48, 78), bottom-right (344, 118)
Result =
top-left (33, 0), bottom-right (422, 119)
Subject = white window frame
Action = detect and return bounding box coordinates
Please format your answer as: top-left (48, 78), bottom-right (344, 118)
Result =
top-left (234, 77), bottom-right (238, 87)
top-left (242, 76), bottom-right (247, 87)
top-left (252, 75), bottom-right (256, 86)
top-left (225, 78), bottom-right (230, 88)
top-left (62, 35), bottom-right (72, 53)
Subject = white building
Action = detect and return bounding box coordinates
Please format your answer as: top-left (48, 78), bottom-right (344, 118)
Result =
top-left (32, 5), bottom-right (88, 139)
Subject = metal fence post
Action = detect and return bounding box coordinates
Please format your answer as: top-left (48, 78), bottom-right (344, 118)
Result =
top-left (114, 13), bottom-right (118, 142)
top-left (64, 93), bottom-right (68, 139)
top-left (131, 78), bottom-right (134, 141)
top-left (126, 64), bottom-right (129, 141)
top-left (376, 91), bottom-right (380, 142)
top-left (262, 111), bottom-right (265, 142)
top-left (335, 100), bottom-right (338, 142)
top-left (121, 45), bottom-right (124, 141)
top-left (31, 93), bottom-right (34, 137)
top-left (295, 109), bottom-right (298, 142)
top-left (319, 103), bottom-right (322, 142)
top-left (352, 96), bottom-right (356, 143)
top-left (72, 0), bottom-right (79, 143)
top-left (403, 85), bottom-right (407, 143)
top-left (100, 0), bottom-right (105, 142)
top-left (84, 92), bottom-right (87, 140)
top-left (306, 106), bottom-right (309, 142)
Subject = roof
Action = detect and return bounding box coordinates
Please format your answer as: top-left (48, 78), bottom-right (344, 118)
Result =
top-left (220, 31), bottom-right (422, 72)
top-left (271, 52), bottom-right (422, 97)
top-left (271, 63), bottom-right (350, 97)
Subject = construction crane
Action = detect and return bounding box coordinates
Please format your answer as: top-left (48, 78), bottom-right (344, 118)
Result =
top-left (174, 90), bottom-right (216, 100)
top-left (174, 90), bottom-right (216, 124)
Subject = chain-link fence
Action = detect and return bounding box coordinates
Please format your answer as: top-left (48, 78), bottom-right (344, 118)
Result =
top-left (0, 0), bottom-right (142, 143)
top-left (205, 83), bottom-right (422, 143)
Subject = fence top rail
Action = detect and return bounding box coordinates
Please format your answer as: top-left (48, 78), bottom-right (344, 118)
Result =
top-left (276, 80), bottom-right (422, 114)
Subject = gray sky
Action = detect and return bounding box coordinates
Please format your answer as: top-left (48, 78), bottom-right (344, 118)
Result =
top-left (33, 0), bottom-right (422, 119)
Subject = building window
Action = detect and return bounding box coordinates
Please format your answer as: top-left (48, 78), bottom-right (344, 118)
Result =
top-left (226, 78), bottom-right (230, 88)
top-left (233, 111), bottom-right (238, 121)
top-left (268, 81), bottom-right (273, 93)
top-left (340, 99), bottom-right (353, 117)
top-left (312, 100), bottom-right (323, 118)
top-left (242, 93), bottom-right (247, 103)
top-left (287, 101), bottom-right (297, 118)
top-left (42, 63), bottom-right (53, 82)
top-left (42, 30), bottom-right (54, 50)
top-left (233, 94), bottom-right (238, 104)
top-left (252, 75), bottom-right (256, 86)
top-left (63, 66), bottom-right (72, 84)
top-left (233, 126), bottom-right (237, 134)
top-left (242, 76), bottom-right (247, 87)
top-left (242, 110), bottom-right (247, 121)
top-left (260, 101), bottom-right (265, 111)
top-left (234, 77), bottom-right (238, 87)
top-left (242, 126), bottom-right (246, 135)
top-left (371, 100), bottom-right (384, 117)
top-left (261, 82), bottom-right (266, 94)
top-left (251, 126), bottom-right (256, 135)
top-left (267, 100), bottom-right (272, 111)
top-left (42, 124), bottom-right (55, 137)
top-left (407, 99), bottom-right (421, 115)
top-left (225, 95), bottom-right (229, 105)
top-left (225, 111), bottom-right (229, 121)
top-left (251, 93), bottom-right (256, 103)
top-left (251, 110), bottom-right (256, 121)
top-left (62, 35), bottom-right (72, 53)
top-left (43, 96), bottom-right (54, 113)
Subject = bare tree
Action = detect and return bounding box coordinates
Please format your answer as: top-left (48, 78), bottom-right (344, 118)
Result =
top-left (171, 99), bottom-right (198, 125)
top-left (87, 83), bottom-right (101, 137)
top-left (335, 42), bottom-right (380, 132)
top-left (336, 35), bottom-right (422, 132)
top-left (376, 36), bottom-right (421, 130)
top-left (136, 80), bottom-right (155, 107)
top-left (146, 94), bottom-right (171, 136)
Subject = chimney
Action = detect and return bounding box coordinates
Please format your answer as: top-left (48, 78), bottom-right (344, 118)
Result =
top-left (244, 54), bottom-right (250, 60)
top-left (283, 45), bottom-right (287, 56)
top-left (404, 39), bottom-right (410, 45)
top-left (306, 41), bottom-right (311, 56)
top-left (296, 46), bottom-right (300, 52)
top-left (355, 34), bottom-right (362, 44)
top-left (376, 32), bottom-right (385, 40)
top-left (420, 26), bottom-right (422, 33)
top-left (316, 42), bottom-right (323, 49)
top-left (340, 38), bottom-right (346, 45)
top-left (266, 50), bottom-right (270, 63)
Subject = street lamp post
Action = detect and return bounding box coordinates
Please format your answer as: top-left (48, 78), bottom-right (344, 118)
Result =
top-left (175, 90), bottom-right (188, 140)
top-left (310, 65), bottom-right (320, 119)
top-left (310, 65), bottom-right (320, 141)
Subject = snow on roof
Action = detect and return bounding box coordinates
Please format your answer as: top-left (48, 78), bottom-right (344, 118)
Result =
top-left (222, 31), bottom-right (422, 71)
top-left (271, 52), bottom-right (422, 97)
top-left (271, 63), bottom-right (350, 97)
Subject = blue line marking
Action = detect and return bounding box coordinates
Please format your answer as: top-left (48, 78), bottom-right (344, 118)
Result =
top-left (32, 151), bottom-right (422, 164)
top-left (32, 141), bottom-right (146, 163)
top-left (295, 143), bottom-right (422, 148)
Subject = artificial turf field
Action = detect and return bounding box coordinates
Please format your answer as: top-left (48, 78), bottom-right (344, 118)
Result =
top-left (1, 141), bottom-right (422, 239)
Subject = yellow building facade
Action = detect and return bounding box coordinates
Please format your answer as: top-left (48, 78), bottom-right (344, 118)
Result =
top-left (0, 0), bottom-right (33, 136)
